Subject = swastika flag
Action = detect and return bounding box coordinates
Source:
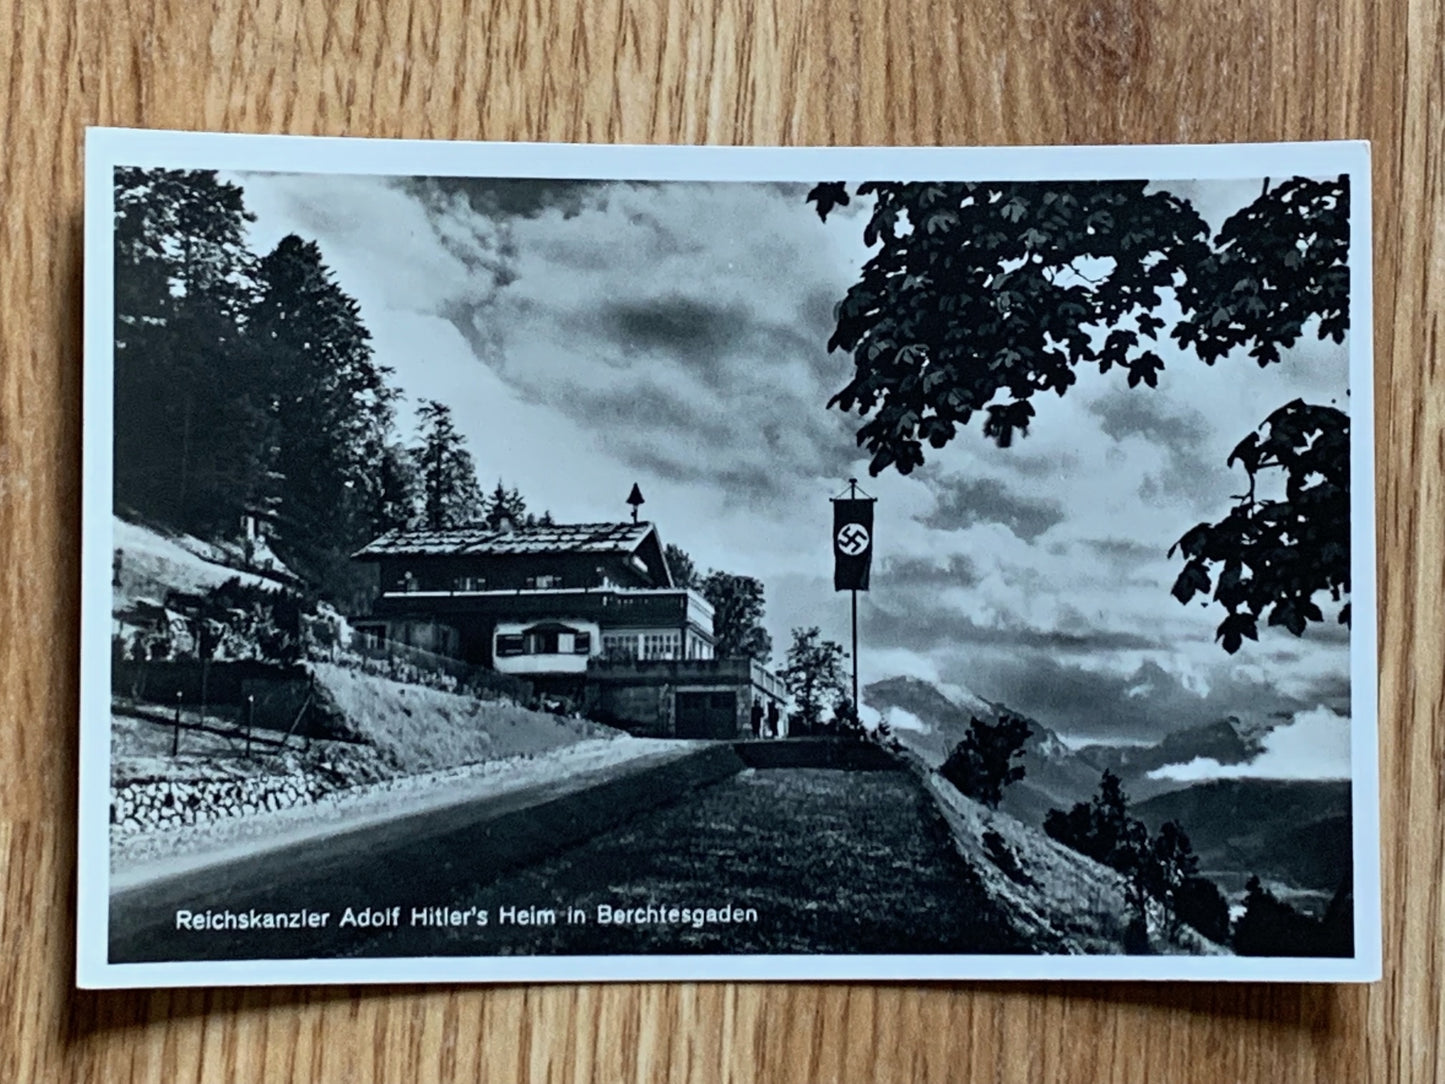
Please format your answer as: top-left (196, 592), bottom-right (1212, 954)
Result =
top-left (832, 498), bottom-right (875, 591)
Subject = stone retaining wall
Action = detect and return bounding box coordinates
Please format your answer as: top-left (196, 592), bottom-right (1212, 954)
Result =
top-left (110, 774), bottom-right (333, 835)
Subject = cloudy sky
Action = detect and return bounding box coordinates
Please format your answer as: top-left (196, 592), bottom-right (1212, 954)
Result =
top-left (229, 169), bottom-right (1353, 749)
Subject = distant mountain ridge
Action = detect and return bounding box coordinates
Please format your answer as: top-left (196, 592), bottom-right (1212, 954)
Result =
top-left (1072, 716), bottom-right (1277, 783)
top-left (864, 676), bottom-right (1102, 826)
top-left (864, 675), bottom-right (1353, 907)
top-left (1133, 778), bottom-right (1352, 908)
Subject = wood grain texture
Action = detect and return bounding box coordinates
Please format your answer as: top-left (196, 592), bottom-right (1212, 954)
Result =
top-left (0, 0), bottom-right (1439, 1078)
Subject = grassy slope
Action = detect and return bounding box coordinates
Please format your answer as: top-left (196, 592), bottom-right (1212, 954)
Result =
top-left (308, 661), bottom-right (620, 775)
top-left (113, 515), bottom-right (283, 606)
top-left (922, 770), bottom-right (1229, 956)
top-left (362, 766), bottom-right (1032, 958)
top-left (111, 517), bottom-right (627, 788)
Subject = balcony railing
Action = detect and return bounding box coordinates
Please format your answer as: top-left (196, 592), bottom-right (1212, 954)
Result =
top-left (588, 655), bottom-right (785, 700)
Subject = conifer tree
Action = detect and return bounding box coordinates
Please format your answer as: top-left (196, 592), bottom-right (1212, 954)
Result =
top-left (484, 480), bottom-right (528, 529)
top-left (113, 168), bottom-right (273, 535)
top-left (414, 402), bottom-right (484, 529)
top-left (252, 235), bottom-right (394, 602)
top-left (374, 442), bottom-right (422, 532)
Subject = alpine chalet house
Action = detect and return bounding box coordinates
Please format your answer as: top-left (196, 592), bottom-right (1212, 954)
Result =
top-left (351, 511), bottom-right (784, 739)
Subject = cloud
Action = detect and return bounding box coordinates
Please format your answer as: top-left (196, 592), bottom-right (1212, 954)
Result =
top-left (1087, 389), bottom-right (1218, 511)
top-left (863, 607), bottom-right (1164, 656)
top-left (1147, 706), bottom-right (1351, 781)
top-left (1082, 536), bottom-right (1170, 563)
top-left (396, 176), bottom-right (619, 220)
top-left (598, 294), bottom-right (752, 369)
top-left (877, 554), bottom-right (982, 589)
top-left (921, 475), bottom-right (1067, 541)
top-left (880, 707), bottom-right (931, 733)
top-left (951, 654), bottom-right (1312, 743)
top-left (472, 181), bottom-right (869, 508)
top-left (228, 171), bottom-right (1355, 754)
top-left (236, 173), bottom-right (515, 330)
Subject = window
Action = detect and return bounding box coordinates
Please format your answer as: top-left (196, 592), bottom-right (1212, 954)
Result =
top-left (573, 632), bottom-right (591, 655)
top-left (525, 630), bottom-right (560, 654)
top-left (525, 574), bottom-right (562, 589)
top-left (641, 632), bottom-right (681, 660)
top-left (602, 634), bottom-right (637, 659)
top-left (454, 575), bottom-right (487, 592)
top-left (496, 634), bottom-right (524, 657)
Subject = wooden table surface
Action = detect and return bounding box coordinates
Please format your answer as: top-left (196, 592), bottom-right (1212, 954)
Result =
top-left (1, 0), bottom-right (1440, 1079)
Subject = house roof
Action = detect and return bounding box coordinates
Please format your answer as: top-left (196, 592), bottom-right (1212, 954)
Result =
top-left (519, 620), bottom-right (585, 634)
top-left (352, 521), bottom-right (658, 561)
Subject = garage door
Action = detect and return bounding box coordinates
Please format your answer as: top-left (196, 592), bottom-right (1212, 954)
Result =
top-left (674, 691), bottom-right (737, 739)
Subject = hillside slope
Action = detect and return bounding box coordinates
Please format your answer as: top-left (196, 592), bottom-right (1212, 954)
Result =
top-left (113, 514), bottom-right (293, 606)
top-left (308, 661), bottom-right (620, 775)
top-left (921, 769), bottom-right (1229, 956)
top-left (1134, 779), bottom-right (1352, 905)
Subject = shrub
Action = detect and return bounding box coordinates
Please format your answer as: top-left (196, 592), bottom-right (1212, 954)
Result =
top-left (1047, 772), bottom-right (1227, 945)
top-left (1175, 875), bottom-right (1231, 945)
top-left (165, 577), bottom-right (305, 663)
top-left (1043, 769), bottom-right (1135, 867)
top-left (940, 712), bottom-right (1031, 810)
top-left (1233, 875), bottom-right (1349, 957)
top-left (982, 829), bottom-right (1035, 887)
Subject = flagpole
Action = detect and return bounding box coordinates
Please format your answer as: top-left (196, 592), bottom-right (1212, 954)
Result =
top-left (833, 477), bottom-right (870, 731)
top-left (851, 586), bottom-right (858, 716)
top-left (848, 478), bottom-right (859, 718)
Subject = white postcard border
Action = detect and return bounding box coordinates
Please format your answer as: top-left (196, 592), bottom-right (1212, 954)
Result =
top-left (78, 129), bottom-right (1379, 988)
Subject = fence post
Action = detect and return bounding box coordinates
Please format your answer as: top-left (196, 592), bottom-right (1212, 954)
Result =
top-left (200, 655), bottom-right (210, 726)
top-left (171, 690), bottom-right (183, 756)
top-left (245, 694), bottom-right (254, 757)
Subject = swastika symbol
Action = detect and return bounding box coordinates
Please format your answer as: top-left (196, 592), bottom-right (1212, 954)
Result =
top-left (836, 523), bottom-right (870, 556)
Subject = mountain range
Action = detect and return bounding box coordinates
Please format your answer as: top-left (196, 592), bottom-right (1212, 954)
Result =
top-left (863, 675), bottom-right (1352, 902)
top-left (1134, 779), bottom-right (1352, 911)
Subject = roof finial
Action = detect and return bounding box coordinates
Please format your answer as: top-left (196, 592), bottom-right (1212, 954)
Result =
top-left (626, 483), bottom-right (645, 524)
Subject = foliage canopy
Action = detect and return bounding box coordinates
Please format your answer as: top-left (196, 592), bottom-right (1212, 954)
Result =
top-left (809, 176), bottom-right (1351, 651)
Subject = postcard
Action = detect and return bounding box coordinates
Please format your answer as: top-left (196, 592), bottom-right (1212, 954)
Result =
top-left (78, 129), bottom-right (1379, 987)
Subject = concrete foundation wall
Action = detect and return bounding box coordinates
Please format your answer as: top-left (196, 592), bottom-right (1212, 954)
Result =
top-left (590, 683), bottom-right (676, 737)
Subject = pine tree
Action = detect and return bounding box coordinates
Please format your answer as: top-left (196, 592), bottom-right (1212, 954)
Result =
top-left (113, 168), bottom-right (273, 536)
top-left (483, 480), bottom-right (528, 529)
top-left (1044, 769), bottom-right (1141, 869)
top-left (1145, 820), bottom-right (1201, 939)
top-left (374, 442), bottom-right (422, 532)
top-left (414, 402), bottom-right (484, 529)
top-left (252, 235), bottom-right (395, 603)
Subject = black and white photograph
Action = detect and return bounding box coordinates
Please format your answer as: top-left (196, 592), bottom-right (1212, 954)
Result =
top-left (78, 132), bottom-right (1378, 986)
